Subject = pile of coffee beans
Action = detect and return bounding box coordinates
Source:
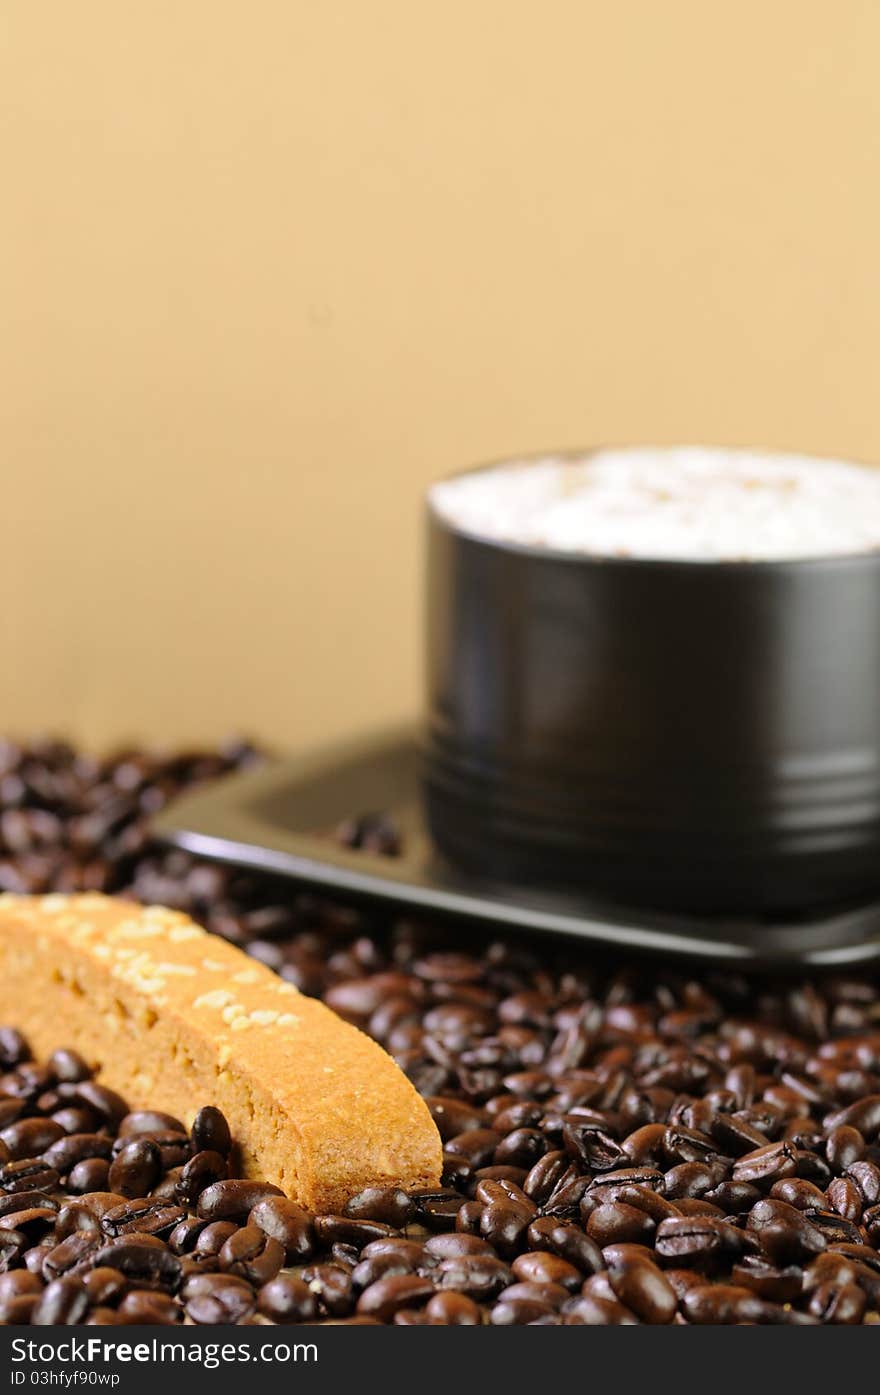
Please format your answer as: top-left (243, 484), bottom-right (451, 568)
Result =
top-left (1, 738), bottom-right (880, 1324)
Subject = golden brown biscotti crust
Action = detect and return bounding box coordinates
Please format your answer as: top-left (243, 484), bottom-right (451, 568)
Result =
top-left (0, 893), bottom-right (441, 1211)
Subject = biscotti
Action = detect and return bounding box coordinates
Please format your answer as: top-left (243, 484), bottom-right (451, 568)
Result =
top-left (0, 893), bottom-right (441, 1211)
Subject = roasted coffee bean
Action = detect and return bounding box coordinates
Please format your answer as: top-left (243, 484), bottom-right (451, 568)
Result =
top-left (343, 1186), bottom-right (414, 1229)
top-left (491, 1293), bottom-right (557, 1324)
top-left (562, 1293), bottom-right (638, 1325)
top-left (248, 1196), bottom-right (315, 1262)
top-left (0, 1206), bottom-right (55, 1241)
top-left (846, 1160), bottom-right (880, 1206)
top-left (481, 1201), bottom-right (534, 1257)
top-left (43, 1231), bottom-right (101, 1280)
top-left (175, 1150), bottom-right (227, 1206)
top-left (117, 1289), bottom-right (180, 1324)
top-left (824, 1095), bottom-right (880, 1139)
top-left (826, 1176), bottom-right (863, 1222)
top-left (351, 1251), bottom-right (415, 1289)
top-left (663, 1162), bottom-right (719, 1200)
top-left (769, 1177), bottom-right (826, 1211)
top-left (84, 1266), bottom-right (129, 1306)
top-left (48, 1048), bottom-right (91, 1084)
top-left (435, 1254), bottom-right (512, 1300)
top-left (195, 1221), bottom-right (239, 1257)
top-left (70, 1083), bottom-right (128, 1129)
top-left (410, 1189), bottom-right (467, 1231)
top-left (92, 1240), bottom-right (181, 1292)
top-left (512, 1251), bottom-right (581, 1291)
top-left (654, 1216), bottom-right (741, 1269)
top-left (807, 1280), bottom-right (866, 1324)
top-left (186, 1275), bottom-right (256, 1325)
top-left (0, 1228), bottom-right (26, 1272)
top-left (218, 1224), bottom-right (284, 1285)
top-left (826, 1125), bottom-right (865, 1173)
top-left (731, 1140), bottom-right (798, 1185)
top-left (258, 1274), bottom-right (319, 1323)
top-left (108, 1140), bottom-right (163, 1198)
top-left (32, 1276), bottom-right (89, 1325)
top-left (299, 1264), bottom-right (353, 1317)
top-left (190, 1106), bottom-right (232, 1158)
top-left (1, 1116), bottom-right (64, 1159)
top-left (682, 1283), bottom-right (769, 1325)
top-left (197, 1180), bottom-right (284, 1223)
top-left (731, 1256), bottom-right (803, 1303)
top-left (69, 1159), bottom-right (111, 1193)
top-left (425, 1290), bottom-right (482, 1324)
top-left (0, 1029), bottom-right (30, 1070)
top-left (608, 1255), bottom-right (677, 1324)
top-left (747, 1199), bottom-right (826, 1265)
top-left (0, 1189), bottom-right (56, 1219)
top-left (0, 1158), bottom-right (59, 1194)
top-left (526, 1218), bottom-right (604, 1275)
top-left (586, 1202), bottom-right (655, 1248)
top-left (44, 1133), bottom-right (113, 1176)
top-left (101, 1198), bottom-right (185, 1239)
top-left (561, 1121), bottom-right (624, 1171)
top-left (357, 1273), bottom-right (435, 1321)
top-left (523, 1150), bottom-right (574, 1204)
top-left (314, 1214), bottom-right (399, 1248)
top-left (0, 1102), bottom-right (23, 1132)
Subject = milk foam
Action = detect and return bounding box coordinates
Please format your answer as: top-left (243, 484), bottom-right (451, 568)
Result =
top-left (429, 448), bottom-right (880, 561)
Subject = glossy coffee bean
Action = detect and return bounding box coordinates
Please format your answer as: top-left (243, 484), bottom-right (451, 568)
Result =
top-left (108, 1140), bottom-right (162, 1198)
top-left (258, 1274), bottom-right (319, 1323)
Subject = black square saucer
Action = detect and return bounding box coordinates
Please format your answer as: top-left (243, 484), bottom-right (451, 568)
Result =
top-left (152, 728), bottom-right (880, 969)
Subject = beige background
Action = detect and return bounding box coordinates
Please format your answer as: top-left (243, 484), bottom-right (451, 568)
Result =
top-left (2, 2), bottom-right (880, 753)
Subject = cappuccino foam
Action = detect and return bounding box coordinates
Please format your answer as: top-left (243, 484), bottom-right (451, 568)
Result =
top-left (429, 448), bottom-right (880, 561)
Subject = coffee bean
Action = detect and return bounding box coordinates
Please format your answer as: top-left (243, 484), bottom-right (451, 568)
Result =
top-left (807, 1280), bottom-right (866, 1324)
top-left (83, 1266), bottom-right (128, 1306)
top-left (44, 1133), bottom-right (113, 1177)
top-left (512, 1251), bottom-right (581, 1291)
top-left (731, 1140), bottom-right (798, 1185)
top-left (314, 1215), bottom-right (399, 1247)
top-left (32, 1277), bottom-right (89, 1325)
top-left (586, 1203), bottom-right (655, 1248)
top-left (101, 1198), bottom-right (185, 1239)
top-left (70, 1083), bottom-right (128, 1129)
top-left (48, 1049), bottom-right (91, 1084)
top-left (69, 1159), bottom-right (111, 1193)
top-left (299, 1264), bottom-right (353, 1317)
top-left (425, 1290), bottom-right (482, 1324)
top-left (682, 1283), bottom-right (768, 1324)
top-left (562, 1293), bottom-right (638, 1324)
top-left (0, 1228), bottom-right (26, 1272)
top-left (190, 1106), bottom-right (231, 1158)
top-left (258, 1274), bottom-right (319, 1323)
top-left (435, 1255), bottom-right (512, 1300)
top-left (249, 1196), bottom-right (315, 1262)
top-left (218, 1224), bottom-right (284, 1285)
top-left (92, 1240), bottom-right (181, 1292)
top-left (654, 1217), bottom-right (741, 1269)
top-left (1, 1117), bottom-right (64, 1159)
top-left (186, 1275), bottom-right (255, 1325)
top-left (343, 1186), bottom-right (414, 1228)
top-left (731, 1256), bottom-right (803, 1303)
top-left (357, 1274), bottom-right (435, 1321)
top-left (0, 1159), bottom-right (59, 1194)
top-left (747, 1199), bottom-right (826, 1265)
top-left (175, 1150), bottom-right (227, 1207)
top-left (196, 1180), bottom-right (284, 1223)
top-left (608, 1255), bottom-right (677, 1323)
top-left (108, 1140), bottom-right (162, 1198)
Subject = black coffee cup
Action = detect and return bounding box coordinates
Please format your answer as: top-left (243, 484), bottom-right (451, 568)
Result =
top-left (424, 450), bottom-right (880, 914)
